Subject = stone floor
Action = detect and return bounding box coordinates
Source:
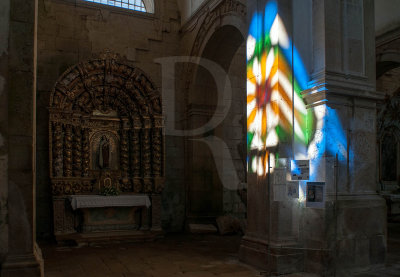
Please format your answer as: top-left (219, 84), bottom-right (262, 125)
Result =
top-left (42, 234), bottom-right (259, 277)
top-left (41, 223), bottom-right (400, 277)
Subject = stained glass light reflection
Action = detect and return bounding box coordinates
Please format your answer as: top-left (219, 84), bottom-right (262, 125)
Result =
top-left (247, 0), bottom-right (314, 176)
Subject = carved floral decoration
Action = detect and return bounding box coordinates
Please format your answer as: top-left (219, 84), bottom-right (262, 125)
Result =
top-left (49, 51), bottom-right (164, 196)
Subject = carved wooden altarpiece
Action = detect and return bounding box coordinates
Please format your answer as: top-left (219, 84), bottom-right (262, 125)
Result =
top-left (49, 51), bottom-right (164, 241)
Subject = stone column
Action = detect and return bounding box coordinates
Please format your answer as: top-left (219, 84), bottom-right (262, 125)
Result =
top-left (240, 0), bottom-right (306, 273)
top-left (300, 0), bottom-right (386, 275)
top-left (0, 0), bottom-right (43, 276)
top-left (0, 0), bottom-right (9, 268)
top-left (240, 0), bottom-right (386, 275)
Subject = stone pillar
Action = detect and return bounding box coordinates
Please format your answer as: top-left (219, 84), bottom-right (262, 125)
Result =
top-left (240, 0), bottom-right (386, 275)
top-left (1, 0), bottom-right (43, 276)
top-left (0, 0), bottom-right (10, 265)
top-left (300, 0), bottom-right (386, 275)
top-left (240, 0), bottom-right (307, 273)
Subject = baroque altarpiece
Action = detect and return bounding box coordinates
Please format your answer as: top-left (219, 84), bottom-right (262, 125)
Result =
top-left (48, 51), bottom-right (164, 240)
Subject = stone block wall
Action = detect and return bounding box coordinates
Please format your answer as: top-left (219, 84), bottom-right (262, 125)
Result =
top-left (0, 0), bottom-right (44, 275)
top-left (175, 0), bottom-right (247, 223)
top-left (36, 0), bottom-right (185, 238)
top-left (377, 67), bottom-right (400, 96)
top-left (0, 0), bottom-right (10, 262)
top-left (222, 42), bottom-right (246, 218)
top-left (36, 0), bottom-right (248, 238)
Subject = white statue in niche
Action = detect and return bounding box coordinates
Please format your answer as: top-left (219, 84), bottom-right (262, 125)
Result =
top-left (98, 135), bottom-right (111, 169)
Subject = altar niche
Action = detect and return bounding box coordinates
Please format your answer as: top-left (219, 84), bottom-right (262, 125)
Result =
top-left (93, 131), bottom-right (118, 171)
top-left (49, 51), bottom-right (164, 242)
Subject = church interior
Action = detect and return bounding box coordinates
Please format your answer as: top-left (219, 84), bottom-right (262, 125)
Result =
top-left (1, 0), bottom-right (400, 276)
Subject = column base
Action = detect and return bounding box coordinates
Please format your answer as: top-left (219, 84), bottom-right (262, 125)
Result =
top-left (1, 244), bottom-right (44, 277)
top-left (239, 236), bottom-right (304, 275)
top-left (302, 194), bottom-right (387, 275)
top-left (151, 194), bottom-right (162, 232)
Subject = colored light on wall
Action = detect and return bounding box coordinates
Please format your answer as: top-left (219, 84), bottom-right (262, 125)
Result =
top-left (247, 0), bottom-right (313, 176)
top-left (247, 1), bottom-right (349, 179)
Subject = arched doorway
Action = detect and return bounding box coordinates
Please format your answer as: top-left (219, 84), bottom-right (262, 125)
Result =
top-left (185, 23), bottom-right (246, 223)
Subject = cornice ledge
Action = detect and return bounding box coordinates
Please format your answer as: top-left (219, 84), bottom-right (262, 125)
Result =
top-left (303, 75), bottom-right (384, 106)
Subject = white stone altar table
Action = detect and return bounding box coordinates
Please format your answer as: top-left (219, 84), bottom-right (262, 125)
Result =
top-left (68, 195), bottom-right (151, 210)
top-left (53, 194), bottom-right (162, 243)
top-left (67, 195), bottom-right (152, 233)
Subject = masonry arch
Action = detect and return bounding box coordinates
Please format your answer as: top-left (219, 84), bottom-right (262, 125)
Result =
top-left (376, 51), bottom-right (400, 78)
top-left (185, 15), bottom-right (246, 221)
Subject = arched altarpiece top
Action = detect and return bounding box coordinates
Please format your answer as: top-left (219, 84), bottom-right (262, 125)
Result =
top-left (49, 51), bottom-right (164, 196)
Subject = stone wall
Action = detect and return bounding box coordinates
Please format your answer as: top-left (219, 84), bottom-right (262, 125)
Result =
top-left (36, 0), bottom-right (185, 237)
top-left (1, 0), bottom-right (43, 275)
top-left (222, 42), bottom-right (246, 217)
top-left (375, 0), bottom-right (400, 36)
top-left (376, 32), bottom-right (400, 191)
top-left (240, 0), bottom-right (386, 274)
top-left (377, 67), bottom-right (400, 95)
top-left (36, 0), bottom-right (248, 238)
top-left (176, 0), bottom-right (247, 223)
top-left (0, 0), bottom-right (10, 262)
top-left (176, 0), bottom-right (208, 24)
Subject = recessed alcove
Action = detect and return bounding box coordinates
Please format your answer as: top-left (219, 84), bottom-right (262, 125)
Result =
top-left (48, 51), bottom-right (164, 242)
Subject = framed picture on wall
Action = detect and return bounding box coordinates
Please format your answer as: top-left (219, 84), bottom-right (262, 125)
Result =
top-left (306, 182), bottom-right (325, 208)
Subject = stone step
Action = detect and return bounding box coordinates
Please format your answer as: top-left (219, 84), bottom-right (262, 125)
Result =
top-left (188, 224), bottom-right (218, 234)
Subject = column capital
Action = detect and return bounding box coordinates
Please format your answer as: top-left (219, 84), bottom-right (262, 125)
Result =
top-left (303, 72), bottom-right (383, 108)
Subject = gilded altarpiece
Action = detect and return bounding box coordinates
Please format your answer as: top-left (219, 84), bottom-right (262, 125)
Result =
top-left (49, 52), bottom-right (164, 239)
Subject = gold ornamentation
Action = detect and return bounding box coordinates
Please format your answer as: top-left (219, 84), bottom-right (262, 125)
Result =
top-left (49, 51), bottom-right (165, 196)
top-left (142, 129), bottom-right (152, 177)
top-left (53, 122), bottom-right (63, 177)
top-left (120, 129), bottom-right (129, 174)
top-left (82, 129), bottom-right (90, 176)
top-left (152, 128), bottom-right (162, 176)
top-left (73, 126), bottom-right (82, 177)
top-left (63, 124), bottom-right (73, 177)
top-left (130, 130), bottom-right (141, 177)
